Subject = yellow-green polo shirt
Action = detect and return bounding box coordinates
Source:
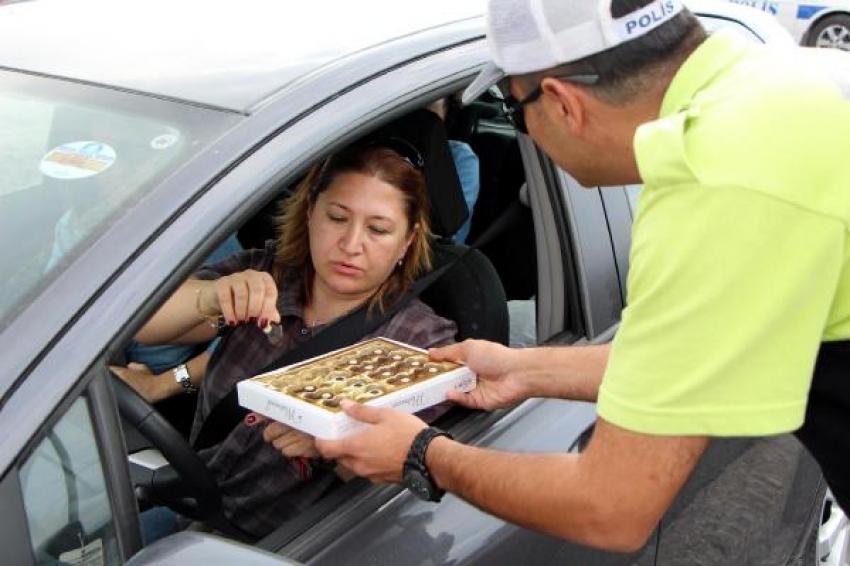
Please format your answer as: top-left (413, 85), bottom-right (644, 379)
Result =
top-left (596, 31), bottom-right (850, 436)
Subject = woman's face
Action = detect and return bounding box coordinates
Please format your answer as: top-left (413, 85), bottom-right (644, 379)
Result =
top-left (308, 171), bottom-right (415, 302)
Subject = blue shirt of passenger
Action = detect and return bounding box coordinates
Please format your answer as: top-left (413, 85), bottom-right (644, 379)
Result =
top-left (449, 140), bottom-right (480, 244)
top-left (124, 234), bottom-right (243, 373)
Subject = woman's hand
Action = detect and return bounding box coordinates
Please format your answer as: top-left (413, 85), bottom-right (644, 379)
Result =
top-left (315, 402), bottom-right (427, 483)
top-left (110, 362), bottom-right (173, 403)
top-left (197, 269), bottom-right (281, 327)
top-left (262, 420), bottom-right (321, 459)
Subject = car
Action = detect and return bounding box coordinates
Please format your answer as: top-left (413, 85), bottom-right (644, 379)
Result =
top-left (726, 0), bottom-right (850, 49)
top-left (0, 0), bottom-right (844, 564)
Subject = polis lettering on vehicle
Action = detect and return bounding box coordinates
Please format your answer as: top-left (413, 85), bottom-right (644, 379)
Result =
top-left (624, 0), bottom-right (676, 35)
top-left (728, 0), bottom-right (779, 16)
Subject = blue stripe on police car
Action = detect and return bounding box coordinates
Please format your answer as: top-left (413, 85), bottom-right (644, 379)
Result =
top-left (797, 4), bottom-right (827, 19)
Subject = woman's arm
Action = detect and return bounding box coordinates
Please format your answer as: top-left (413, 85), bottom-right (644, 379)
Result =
top-left (110, 350), bottom-right (210, 403)
top-left (135, 279), bottom-right (218, 345)
top-left (136, 270), bottom-right (281, 345)
top-left (259, 420), bottom-right (358, 481)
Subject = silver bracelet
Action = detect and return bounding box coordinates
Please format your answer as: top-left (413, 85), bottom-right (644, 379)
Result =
top-left (173, 363), bottom-right (198, 394)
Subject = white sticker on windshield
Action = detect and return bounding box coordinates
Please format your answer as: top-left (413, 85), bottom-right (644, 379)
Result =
top-left (40, 141), bottom-right (116, 180)
top-left (58, 537), bottom-right (104, 566)
top-left (150, 132), bottom-right (178, 150)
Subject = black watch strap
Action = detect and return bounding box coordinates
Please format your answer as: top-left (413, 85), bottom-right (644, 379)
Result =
top-left (403, 427), bottom-right (452, 502)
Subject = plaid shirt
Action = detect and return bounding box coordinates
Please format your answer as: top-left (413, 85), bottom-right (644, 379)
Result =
top-left (191, 241), bottom-right (457, 538)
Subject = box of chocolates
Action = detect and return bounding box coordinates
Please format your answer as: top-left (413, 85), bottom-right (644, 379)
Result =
top-left (237, 337), bottom-right (476, 439)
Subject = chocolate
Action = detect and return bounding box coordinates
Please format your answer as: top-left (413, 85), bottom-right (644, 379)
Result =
top-left (256, 338), bottom-right (460, 413)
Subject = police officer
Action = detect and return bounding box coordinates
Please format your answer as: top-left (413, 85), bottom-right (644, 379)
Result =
top-left (312, 0), bottom-right (850, 550)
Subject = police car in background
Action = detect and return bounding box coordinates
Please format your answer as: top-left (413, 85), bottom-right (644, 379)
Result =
top-left (727, 0), bottom-right (850, 48)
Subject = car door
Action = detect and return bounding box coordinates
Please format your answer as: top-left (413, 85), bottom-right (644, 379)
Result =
top-left (0, 369), bottom-right (141, 565)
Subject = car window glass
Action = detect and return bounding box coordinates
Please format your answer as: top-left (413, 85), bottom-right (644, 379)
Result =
top-left (19, 397), bottom-right (121, 565)
top-left (0, 71), bottom-right (240, 332)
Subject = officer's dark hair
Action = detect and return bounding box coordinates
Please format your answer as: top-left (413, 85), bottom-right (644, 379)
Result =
top-left (517, 0), bottom-right (707, 105)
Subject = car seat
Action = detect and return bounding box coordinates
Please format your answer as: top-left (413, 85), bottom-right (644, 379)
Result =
top-left (374, 109), bottom-right (509, 345)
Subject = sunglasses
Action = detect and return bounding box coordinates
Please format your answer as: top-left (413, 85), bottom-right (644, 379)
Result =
top-left (500, 74), bottom-right (600, 135)
top-left (369, 136), bottom-right (425, 171)
top-left (312, 137), bottom-right (425, 200)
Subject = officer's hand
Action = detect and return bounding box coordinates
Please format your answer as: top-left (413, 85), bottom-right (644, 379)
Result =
top-left (430, 339), bottom-right (529, 411)
top-left (316, 401), bottom-right (427, 483)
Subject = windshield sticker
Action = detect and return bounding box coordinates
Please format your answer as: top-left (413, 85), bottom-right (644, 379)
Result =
top-left (150, 132), bottom-right (179, 150)
top-left (58, 537), bottom-right (104, 566)
top-left (40, 141), bottom-right (116, 180)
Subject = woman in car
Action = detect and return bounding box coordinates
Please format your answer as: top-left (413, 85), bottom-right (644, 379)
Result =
top-left (134, 140), bottom-right (457, 539)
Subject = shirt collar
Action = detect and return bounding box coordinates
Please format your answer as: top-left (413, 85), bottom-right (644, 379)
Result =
top-left (659, 30), bottom-right (751, 118)
top-left (632, 31), bottom-right (753, 188)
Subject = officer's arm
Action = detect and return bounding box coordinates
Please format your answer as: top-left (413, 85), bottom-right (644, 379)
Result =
top-left (427, 417), bottom-right (708, 552)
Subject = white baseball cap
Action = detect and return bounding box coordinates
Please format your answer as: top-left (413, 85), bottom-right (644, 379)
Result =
top-left (462, 0), bottom-right (685, 103)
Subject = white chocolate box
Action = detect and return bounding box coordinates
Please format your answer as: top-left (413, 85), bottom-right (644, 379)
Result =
top-left (237, 337), bottom-right (476, 439)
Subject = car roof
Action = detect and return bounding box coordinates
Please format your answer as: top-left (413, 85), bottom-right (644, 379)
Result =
top-left (0, 0), bottom-right (792, 113)
top-left (0, 0), bottom-right (485, 113)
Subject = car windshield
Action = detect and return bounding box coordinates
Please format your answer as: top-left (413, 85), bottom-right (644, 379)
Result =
top-left (0, 71), bottom-right (240, 330)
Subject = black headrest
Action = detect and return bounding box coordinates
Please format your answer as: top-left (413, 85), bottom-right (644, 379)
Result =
top-left (372, 109), bottom-right (468, 237)
top-left (447, 100), bottom-right (503, 142)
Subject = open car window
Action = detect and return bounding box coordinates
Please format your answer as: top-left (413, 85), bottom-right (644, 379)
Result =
top-left (110, 89), bottom-right (538, 547)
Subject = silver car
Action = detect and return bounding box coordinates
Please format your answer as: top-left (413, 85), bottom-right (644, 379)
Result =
top-left (0, 0), bottom-right (844, 564)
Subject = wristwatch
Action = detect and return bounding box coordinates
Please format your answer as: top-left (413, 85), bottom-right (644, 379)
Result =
top-left (173, 363), bottom-right (198, 394)
top-left (402, 427), bottom-right (452, 502)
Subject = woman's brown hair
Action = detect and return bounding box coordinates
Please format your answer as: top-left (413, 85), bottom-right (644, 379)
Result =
top-left (273, 142), bottom-right (432, 312)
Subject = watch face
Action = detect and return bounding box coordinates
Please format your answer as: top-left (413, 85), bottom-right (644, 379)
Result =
top-left (404, 469), bottom-right (433, 501)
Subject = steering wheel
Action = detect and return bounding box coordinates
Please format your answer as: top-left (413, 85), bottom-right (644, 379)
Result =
top-left (111, 374), bottom-right (222, 520)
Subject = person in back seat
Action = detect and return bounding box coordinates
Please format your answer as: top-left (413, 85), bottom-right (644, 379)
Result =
top-left (429, 98), bottom-right (480, 243)
top-left (132, 140), bottom-right (457, 540)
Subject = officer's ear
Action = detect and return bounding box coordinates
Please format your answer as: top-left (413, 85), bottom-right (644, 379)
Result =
top-left (540, 76), bottom-right (588, 137)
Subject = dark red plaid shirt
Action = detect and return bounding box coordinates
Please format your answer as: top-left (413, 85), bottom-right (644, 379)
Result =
top-left (191, 241), bottom-right (457, 538)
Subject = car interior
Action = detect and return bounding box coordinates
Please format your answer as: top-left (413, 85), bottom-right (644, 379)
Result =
top-left (114, 87), bottom-right (540, 549)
